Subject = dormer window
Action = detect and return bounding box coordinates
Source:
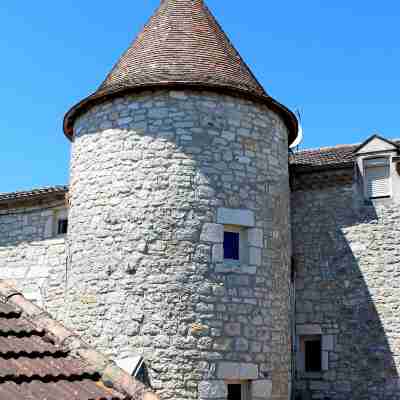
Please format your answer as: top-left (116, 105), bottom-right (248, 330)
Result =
top-left (364, 157), bottom-right (391, 199)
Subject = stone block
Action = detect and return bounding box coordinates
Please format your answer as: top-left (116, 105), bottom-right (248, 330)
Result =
top-left (169, 90), bottom-right (187, 99)
top-left (224, 322), bottom-right (241, 336)
top-left (200, 223), bottom-right (224, 243)
top-left (217, 362), bottom-right (259, 380)
top-left (247, 228), bottom-right (263, 248)
top-left (239, 363), bottom-right (259, 379)
top-left (217, 362), bottom-right (239, 379)
top-left (198, 380), bottom-right (227, 399)
top-left (217, 208), bottom-right (255, 227)
top-left (212, 244), bottom-right (224, 262)
top-left (322, 335), bottom-right (334, 351)
top-left (296, 324), bottom-right (322, 335)
top-left (252, 380), bottom-right (272, 398)
top-left (235, 338), bottom-right (249, 351)
top-left (322, 351), bottom-right (329, 371)
top-left (249, 247), bottom-right (262, 266)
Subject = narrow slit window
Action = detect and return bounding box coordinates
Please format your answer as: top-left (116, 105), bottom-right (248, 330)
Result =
top-left (224, 231), bottom-right (240, 261)
top-left (305, 337), bottom-right (322, 372)
top-left (57, 219), bottom-right (68, 235)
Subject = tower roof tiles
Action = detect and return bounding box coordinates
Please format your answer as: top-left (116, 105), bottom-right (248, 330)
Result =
top-left (63, 0), bottom-right (297, 144)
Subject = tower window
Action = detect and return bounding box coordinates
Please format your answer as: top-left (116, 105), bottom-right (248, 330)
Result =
top-left (304, 336), bottom-right (322, 372)
top-left (57, 219), bottom-right (68, 235)
top-left (224, 231), bottom-right (240, 261)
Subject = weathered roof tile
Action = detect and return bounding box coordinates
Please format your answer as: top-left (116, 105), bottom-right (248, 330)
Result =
top-left (63, 0), bottom-right (298, 143)
top-left (0, 281), bottom-right (158, 400)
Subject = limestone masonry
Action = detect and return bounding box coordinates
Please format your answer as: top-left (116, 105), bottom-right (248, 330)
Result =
top-left (1, 1), bottom-right (399, 400)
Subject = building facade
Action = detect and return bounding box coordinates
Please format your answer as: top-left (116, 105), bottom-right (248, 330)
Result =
top-left (1, 1), bottom-right (399, 400)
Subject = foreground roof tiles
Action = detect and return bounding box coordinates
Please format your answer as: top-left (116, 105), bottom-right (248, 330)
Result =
top-left (0, 301), bottom-right (124, 400)
top-left (63, 0), bottom-right (298, 143)
top-left (0, 282), bottom-right (158, 400)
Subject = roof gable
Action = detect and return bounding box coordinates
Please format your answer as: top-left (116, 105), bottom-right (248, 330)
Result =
top-left (355, 134), bottom-right (399, 154)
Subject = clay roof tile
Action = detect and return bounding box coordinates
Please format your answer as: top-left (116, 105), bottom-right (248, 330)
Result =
top-left (63, 0), bottom-right (297, 144)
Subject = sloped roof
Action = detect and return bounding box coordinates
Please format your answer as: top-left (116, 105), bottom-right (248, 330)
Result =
top-left (0, 186), bottom-right (68, 211)
top-left (0, 186), bottom-right (68, 204)
top-left (290, 139), bottom-right (400, 172)
top-left (0, 281), bottom-right (157, 400)
top-left (63, 0), bottom-right (298, 144)
top-left (290, 144), bottom-right (357, 172)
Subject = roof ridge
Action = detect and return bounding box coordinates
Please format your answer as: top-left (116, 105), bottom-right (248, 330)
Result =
top-left (294, 143), bottom-right (358, 154)
top-left (0, 281), bottom-right (159, 400)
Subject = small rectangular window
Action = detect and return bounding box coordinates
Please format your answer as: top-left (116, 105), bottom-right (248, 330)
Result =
top-left (364, 157), bottom-right (391, 198)
top-left (57, 219), bottom-right (68, 235)
top-left (228, 384), bottom-right (242, 400)
top-left (224, 231), bottom-right (240, 260)
top-left (305, 337), bottom-right (322, 372)
top-left (227, 382), bottom-right (250, 400)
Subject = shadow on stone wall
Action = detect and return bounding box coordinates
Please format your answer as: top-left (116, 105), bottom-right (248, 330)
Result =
top-left (292, 188), bottom-right (399, 400)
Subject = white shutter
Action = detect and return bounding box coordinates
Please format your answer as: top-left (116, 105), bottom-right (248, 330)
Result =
top-left (365, 164), bottom-right (390, 198)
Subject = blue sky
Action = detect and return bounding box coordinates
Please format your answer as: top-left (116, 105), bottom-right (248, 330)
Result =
top-left (1, 1), bottom-right (399, 193)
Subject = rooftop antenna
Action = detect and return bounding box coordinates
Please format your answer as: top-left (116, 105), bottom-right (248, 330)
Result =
top-left (289, 108), bottom-right (304, 151)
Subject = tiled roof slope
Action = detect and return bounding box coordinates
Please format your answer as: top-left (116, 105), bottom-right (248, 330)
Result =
top-left (0, 186), bottom-right (68, 204)
top-left (63, 0), bottom-right (298, 144)
top-left (290, 144), bottom-right (357, 171)
top-left (0, 281), bottom-right (158, 400)
top-left (290, 139), bottom-right (400, 172)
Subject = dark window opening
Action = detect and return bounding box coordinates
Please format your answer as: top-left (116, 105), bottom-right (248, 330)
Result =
top-left (227, 384), bottom-right (242, 400)
top-left (224, 231), bottom-right (240, 260)
top-left (134, 360), bottom-right (151, 388)
top-left (57, 219), bottom-right (68, 235)
top-left (305, 338), bottom-right (322, 372)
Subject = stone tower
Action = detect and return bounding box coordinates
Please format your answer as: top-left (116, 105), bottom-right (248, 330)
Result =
top-left (63, 1), bottom-right (298, 399)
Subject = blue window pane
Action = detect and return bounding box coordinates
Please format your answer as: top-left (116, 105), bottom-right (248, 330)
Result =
top-left (224, 231), bottom-right (240, 260)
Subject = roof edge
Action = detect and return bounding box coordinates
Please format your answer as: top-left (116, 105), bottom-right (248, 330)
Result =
top-left (290, 161), bottom-right (355, 174)
top-left (63, 84), bottom-right (298, 146)
top-left (354, 133), bottom-right (400, 154)
top-left (0, 280), bottom-right (159, 400)
top-left (0, 186), bottom-right (69, 210)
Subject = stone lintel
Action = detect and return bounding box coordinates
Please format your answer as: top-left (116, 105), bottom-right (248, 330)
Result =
top-left (217, 208), bottom-right (255, 227)
top-left (296, 324), bottom-right (322, 335)
top-left (217, 362), bottom-right (258, 380)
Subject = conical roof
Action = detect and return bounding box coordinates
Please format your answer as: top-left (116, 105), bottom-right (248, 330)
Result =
top-left (64, 0), bottom-right (297, 144)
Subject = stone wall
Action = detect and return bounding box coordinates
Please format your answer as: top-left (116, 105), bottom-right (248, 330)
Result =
top-left (0, 202), bottom-right (67, 316)
top-left (292, 170), bottom-right (400, 400)
top-left (66, 89), bottom-right (292, 400)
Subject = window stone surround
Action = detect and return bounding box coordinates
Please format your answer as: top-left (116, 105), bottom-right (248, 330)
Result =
top-left (200, 208), bottom-right (264, 274)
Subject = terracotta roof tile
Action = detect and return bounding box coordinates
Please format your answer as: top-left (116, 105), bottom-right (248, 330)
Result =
top-left (0, 281), bottom-right (159, 400)
top-left (290, 144), bottom-right (357, 171)
top-left (63, 0), bottom-right (298, 144)
top-left (0, 380), bottom-right (122, 400)
top-left (291, 139), bottom-right (400, 171)
top-left (0, 186), bottom-right (68, 209)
